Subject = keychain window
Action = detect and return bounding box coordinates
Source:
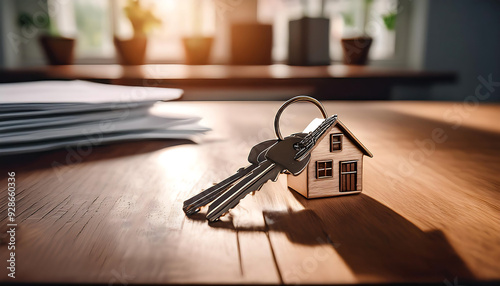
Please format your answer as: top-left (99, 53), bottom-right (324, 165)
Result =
top-left (330, 134), bottom-right (343, 151)
top-left (316, 160), bottom-right (333, 179)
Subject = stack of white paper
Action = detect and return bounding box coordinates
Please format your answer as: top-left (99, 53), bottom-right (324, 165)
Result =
top-left (0, 81), bottom-right (210, 155)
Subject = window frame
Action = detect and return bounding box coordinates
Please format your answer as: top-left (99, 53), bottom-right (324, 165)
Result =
top-left (316, 160), bottom-right (333, 179)
top-left (14, 0), bottom-right (418, 66)
top-left (330, 133), bottom-right (343, 152)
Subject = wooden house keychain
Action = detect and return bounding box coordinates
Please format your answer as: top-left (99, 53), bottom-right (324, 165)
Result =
top-left (183, 96), bottom-right (373, 221)
top-left (280, 97), bottom-right (374, 198)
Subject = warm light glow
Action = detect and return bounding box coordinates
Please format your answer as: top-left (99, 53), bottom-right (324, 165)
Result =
top-left (270, 64), bottom-right (291, 78)
top-left (47, 0), bottom-right (398, 63)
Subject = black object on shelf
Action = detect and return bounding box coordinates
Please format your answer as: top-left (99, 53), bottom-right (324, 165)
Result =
top-left (288, 17), bottom-right (330, 66)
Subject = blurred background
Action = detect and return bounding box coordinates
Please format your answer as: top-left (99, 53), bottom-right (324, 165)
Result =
top-left (0, 0), bottom-right (499, 101)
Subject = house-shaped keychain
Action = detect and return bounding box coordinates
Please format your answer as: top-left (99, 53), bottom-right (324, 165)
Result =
top-left (288, 117), bottom-right (373, 199)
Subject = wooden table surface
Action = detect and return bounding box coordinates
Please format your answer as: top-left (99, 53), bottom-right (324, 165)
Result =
top-left (1, 101), bottom-right (499, 284)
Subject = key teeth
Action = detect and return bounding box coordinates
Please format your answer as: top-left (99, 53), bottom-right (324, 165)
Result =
top-left (206, 163), bottom-right (273, 222)
top-left (220, 190), bottom-right (255, 218)
top-left (209, 206), bottom-right (235, 222)
top-left (227, 188), bottom-right (261, 215)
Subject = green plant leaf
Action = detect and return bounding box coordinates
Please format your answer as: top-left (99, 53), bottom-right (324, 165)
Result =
top-left (18, 13), bottom-right (35, 28)
top-left (382, 11), bottom-right (397, 31)
top-left (341, 12), bottom-right (354, 27)
top-left (124, 0), bottom-right (162, 36)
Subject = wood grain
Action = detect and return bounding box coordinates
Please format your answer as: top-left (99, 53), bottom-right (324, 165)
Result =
top-left (0, 101), bottom-right (499, 284)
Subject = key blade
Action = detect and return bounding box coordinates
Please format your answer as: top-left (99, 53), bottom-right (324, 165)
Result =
top-left (183, 139), bottom-right (279, 216)
top-left (183, 163), bottom-right (258, 215)
top-left (206, 160), bottom-right (281, 222)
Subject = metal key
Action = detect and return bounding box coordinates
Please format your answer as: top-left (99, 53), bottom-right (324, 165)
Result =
top-left (183, 133), bottom-right (307, 215)
top-left (182, 139), bottom-right (277, 215)
top-left (206, 114), bottom-right (338, 222)
top-left (206, 135), bottom-right (310, 221)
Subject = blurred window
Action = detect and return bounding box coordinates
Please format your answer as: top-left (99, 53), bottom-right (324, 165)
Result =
top-left (74, 0), bottom-right (114, 59)
top-left (260, 0), bottom-right (401, 62)
top-left (112, 0), bottom-right (216, 63)
top-left (51, 0), bottom-right (403, 64)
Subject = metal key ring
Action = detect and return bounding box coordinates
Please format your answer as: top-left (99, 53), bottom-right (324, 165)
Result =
top-left (274, 95), bottom-right (328, 141)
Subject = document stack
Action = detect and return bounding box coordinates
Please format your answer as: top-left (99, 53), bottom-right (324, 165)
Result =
top-left (0, 80), bottom-right (209, 156)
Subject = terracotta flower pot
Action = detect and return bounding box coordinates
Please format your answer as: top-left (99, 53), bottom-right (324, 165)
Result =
top-left (39, 35), bottom-right (75, 65)
top-left (114, 36), bottom-right (148, 65)
top-left (182, 37), bottom-right (213, 65)
top-left (341, 36), bottom-right (373, 65)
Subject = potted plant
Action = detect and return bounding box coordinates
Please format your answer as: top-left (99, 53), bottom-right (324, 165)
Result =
top-left (18, 12), bottom-right (75, 65)
top-left (182, 0), bottom-right (214, 65)
top-left (340, 0), bottom-right (374, 65)
top-left (114, 0), bottom-right (161, 65)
